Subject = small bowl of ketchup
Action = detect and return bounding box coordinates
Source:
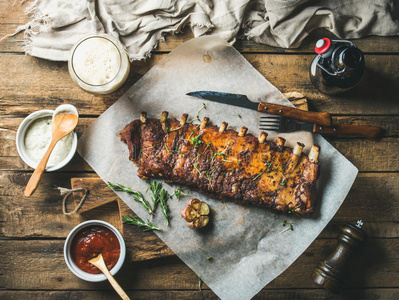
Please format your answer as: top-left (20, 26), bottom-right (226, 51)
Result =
top-left (64, 220), bottom-right (126, 282)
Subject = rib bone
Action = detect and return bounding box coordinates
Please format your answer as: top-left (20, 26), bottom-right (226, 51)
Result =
top-left (258, 132), bottom-right (268, 143)
top-left (285, 142), bottom-right (304, 173)
top-left (238, 127), bottom-right (248, 137)
top-left (219, 122), bottom-right (228, 133)
top-left (309, 145), bottom-right (320, 163)
top-left (140, 112), bottom-right (147, 123)
top-left (276, 137), bottom-right (286, 151)
top-left (180, 113), bottom-right (188, 126)
top-left (200, 117), bottom-right (209, 130)
top-left (160, 111), bottom-right (168, 132)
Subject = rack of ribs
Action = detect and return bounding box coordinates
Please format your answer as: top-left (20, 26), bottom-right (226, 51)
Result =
top-left (120, 111), bottom-right (320, 215)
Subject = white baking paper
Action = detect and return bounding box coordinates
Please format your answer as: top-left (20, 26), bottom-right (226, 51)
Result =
top-left (77, 36), bottom-right (358, 300)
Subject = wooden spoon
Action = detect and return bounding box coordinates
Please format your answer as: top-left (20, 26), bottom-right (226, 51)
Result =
top-left (24, 112), bottom-right (78, 197)
top-left (89, 253), bottom-right (130, 300)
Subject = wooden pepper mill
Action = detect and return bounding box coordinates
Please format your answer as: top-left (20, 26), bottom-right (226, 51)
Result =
top-left (311, 220), bottom-right (367, 293)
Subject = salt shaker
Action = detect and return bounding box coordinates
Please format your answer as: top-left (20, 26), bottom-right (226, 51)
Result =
top-left (309, 38), bottom-right (365, 95)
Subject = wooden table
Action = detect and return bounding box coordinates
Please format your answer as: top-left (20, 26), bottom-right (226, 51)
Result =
top-left (1, 1), bottom-right (398, 299)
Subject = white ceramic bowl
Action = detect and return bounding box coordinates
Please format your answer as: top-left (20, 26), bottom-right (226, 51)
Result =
top-left (16, 109), bottom-right (78, 172)
top-left (64, 220), bottom-right (126, 282)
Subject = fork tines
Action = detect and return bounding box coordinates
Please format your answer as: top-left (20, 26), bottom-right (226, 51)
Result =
top-left (259, 116), bottom-right (282, 131)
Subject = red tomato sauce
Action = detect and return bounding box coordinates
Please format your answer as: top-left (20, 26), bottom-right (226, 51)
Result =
top-left (71, 225), bottom-right (121, 274)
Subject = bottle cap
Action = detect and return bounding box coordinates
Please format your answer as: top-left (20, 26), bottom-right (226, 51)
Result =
top-left (315, 38), bottom-right (331, 54)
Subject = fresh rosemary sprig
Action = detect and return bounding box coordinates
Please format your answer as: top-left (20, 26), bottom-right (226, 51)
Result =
top-left (149, 181), bottom-right (172, 226)
top-left (107, 182), bottom-right (154, 215)
top-left (122, 215), bottom-right (163, 231)
top-left (279, 220), bottom-right (295, 234)
top-left (233, 113), bottom-right (241, 118)
top-left (198, 277), bottom-right (203, 291)
top-left (149, 181), bottom-right (162, 212)
top-left (159, 188), bottom-right (171, 226)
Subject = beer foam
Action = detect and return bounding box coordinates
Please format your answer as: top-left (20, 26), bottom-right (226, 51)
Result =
top-left (72, 37), bottom-right (121, 86)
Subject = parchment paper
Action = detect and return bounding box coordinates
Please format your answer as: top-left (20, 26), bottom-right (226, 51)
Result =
top-left (77, 36), bottom-right (358, 300)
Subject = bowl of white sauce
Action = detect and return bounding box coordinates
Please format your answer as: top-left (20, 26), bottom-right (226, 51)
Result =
top-left (16, 109), bottom-right (78, 172)
top-left (68, 34), bottom-right (130, 94)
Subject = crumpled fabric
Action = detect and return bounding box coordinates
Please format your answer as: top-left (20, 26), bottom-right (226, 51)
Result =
top-left (15, 0), bottom-right (399, 61)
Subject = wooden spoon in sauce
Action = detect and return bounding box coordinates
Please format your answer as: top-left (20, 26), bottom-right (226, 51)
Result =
top-left (89, 253), bottom-right (130, 300)
top-left (24, 110), bottom-right (78, 197)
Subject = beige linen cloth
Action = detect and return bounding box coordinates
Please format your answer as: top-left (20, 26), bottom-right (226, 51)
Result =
top-left (8, 0), bottom-right (399, 61)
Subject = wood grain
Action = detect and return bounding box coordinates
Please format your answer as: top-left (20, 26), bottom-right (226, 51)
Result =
top-left (1, 54), bottom-right (399, 115)
top-left (1, 289), bottom-right (398, 300)
top-left (0, 239), bottom-right (397, 290)
top-left (0, 1), bottom-right (398, 298)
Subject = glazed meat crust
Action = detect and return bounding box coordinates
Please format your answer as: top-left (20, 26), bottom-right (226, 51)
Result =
top-left (120, 113), bottom-right (320, 215)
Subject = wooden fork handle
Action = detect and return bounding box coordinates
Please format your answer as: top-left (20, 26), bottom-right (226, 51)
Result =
top-left (24, 139), bottom-right (57, 197)
top-left (313, 124), bottom-right (384, 140)
top-left (258, 102), bottom-right (332, 127)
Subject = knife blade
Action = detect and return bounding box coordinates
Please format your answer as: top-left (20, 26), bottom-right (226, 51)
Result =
top-left (261, 117), bottom-right (384, 140)
top-left (187, 91), bottom-right (332, 127)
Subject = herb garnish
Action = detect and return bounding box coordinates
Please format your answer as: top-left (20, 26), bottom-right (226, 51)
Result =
top-left (199, 248), bottom-right (213, 260)
top-left (253, 170), bottom-right (265, 180)
top-left (171, 187), bottom-right (188, 201)
top-left (198, 277), bottom-right (203, 291)
top-left (189, 129), bottom-right (202, 147)
top-left (193, 162), bottom-right (201, 174)
top-left (149, 181), bottom-right (162, 212)
top-left (233, 113), bottom-right (241, 118)
top-left (166, 125), bottom-right (183, 133)
top-left (122, 215), bottom-right (163, 231)
top-left (107, 182), bottom-right (154, 215)
top-left (158, 188), bottom-right (171, 226)
top-left (190, 103), bottom-right (206, 123)
top-left (279, 220), bottom-right (295, 234)
top-left (288, 205), bottom-right (300, 215)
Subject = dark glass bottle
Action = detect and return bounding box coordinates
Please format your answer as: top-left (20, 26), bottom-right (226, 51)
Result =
top-left (310, 38), bottom-right (365, 95)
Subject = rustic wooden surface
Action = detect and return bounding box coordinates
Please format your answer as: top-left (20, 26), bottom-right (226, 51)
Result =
top-left (1, 1), bottom-right (398, 299)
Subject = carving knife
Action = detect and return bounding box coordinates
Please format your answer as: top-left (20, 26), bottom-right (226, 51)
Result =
top-left (187, 91), bottom-right (332, 127)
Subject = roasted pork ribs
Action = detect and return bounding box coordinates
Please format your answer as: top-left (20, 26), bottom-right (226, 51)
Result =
top-left (120, 112), bottom-right (320, 215)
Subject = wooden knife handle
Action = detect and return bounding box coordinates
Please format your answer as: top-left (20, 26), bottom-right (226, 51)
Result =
top-left (313, 124), bottom-right (384, 140)
top-left (258, 102), bottom-right (332, 127)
